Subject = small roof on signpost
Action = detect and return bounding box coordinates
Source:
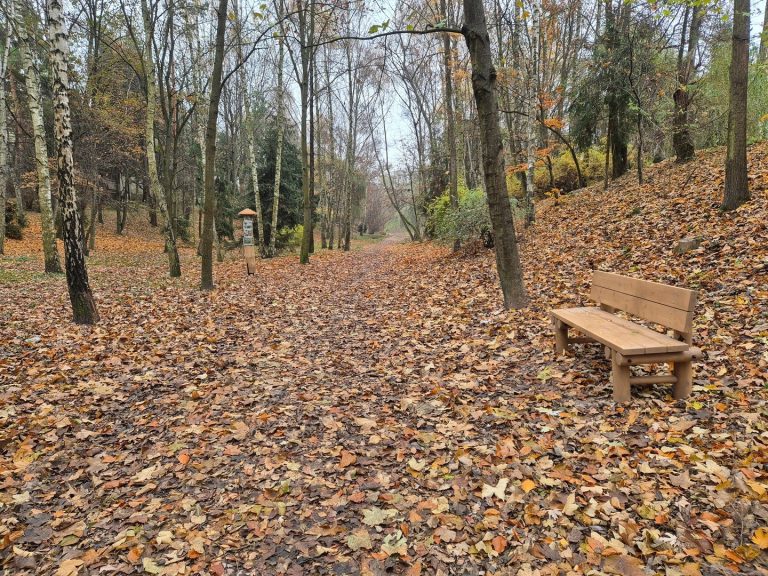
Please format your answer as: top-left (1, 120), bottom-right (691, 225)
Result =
top-left (237, 209), bottom-right (258, 218)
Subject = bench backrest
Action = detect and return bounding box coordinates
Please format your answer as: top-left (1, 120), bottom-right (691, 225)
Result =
top-left (591, 271), bottom-right (697, 342)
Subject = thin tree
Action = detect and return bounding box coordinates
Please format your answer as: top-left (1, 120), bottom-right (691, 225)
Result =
top-left (723, 0), bottom-right (750, 210)
top-left (0, 15), bottom-right (9, 254)
top-left (16, 3), bottom-right (62, 273)
top-left (672, 4), bottom-right (703, 162)
top-left (200, 0), bottom-right (228, 289)
top-left (760, 0), bottom-right (768, 62)
top-left (270, 0), bottom-right (286, 258)
top-left (48, 0), bottom-right (99, 323)
top-left (140, 0), bottom-right (181, 277)
top-left (441, 0), bottom-right (460, 250)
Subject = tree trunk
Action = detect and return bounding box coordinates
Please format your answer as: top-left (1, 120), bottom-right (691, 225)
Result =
top-left (672, 5), bottom-right (702, 162)
top-left (299, 0), bottom-right (314, 264)
top-left (0, 20), bottom-right (9, 254)
top-left (141, 0), bottom-right (181, 277)
top-left (441, 0), bottom-right (460, 250)
top-left (18, 18), bottom-right (62, 273)
top-left (270, 17), bottom-right (285, 258)
top-left (759, 0), bottom-right (768, 62)
top-left (200, 0), bottom-right (228, 289)
top-left (48, 0), bottom-right (99, 323)
top-left (462, 0), bottom-right (527, 309)
top-left (8, 74), bottom-right (25, 225)
top-left (723, 0), bottom-right (750, 210)
top-left (524, 0), bottom-right (540, 227)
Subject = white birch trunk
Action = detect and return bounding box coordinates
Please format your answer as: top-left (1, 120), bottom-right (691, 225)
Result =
top-left (269, 32), bottom-right (285, 257)
top-left (0, 21), bottom-right (9, 254)
top-left (17, 12), bottom-right (62, 273)
top-left (48, 0), bottom-right (99, 323)
top-left (524, 0), bottom-right (540, 227)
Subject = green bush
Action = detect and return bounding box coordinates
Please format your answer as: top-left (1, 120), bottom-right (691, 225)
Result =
top-left (275, 224), bottom-right (304, 252)
top-left (427, 186), bottom-right (492, 244)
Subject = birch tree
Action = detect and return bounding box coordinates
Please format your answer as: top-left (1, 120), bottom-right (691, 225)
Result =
top-left (17, 3), bottom-right (62, 273)
top-left (48, 0), bottom-right (99, 323)
top-left (270, 0), bottom-right (286, 258)
top-left (0, 14), bottom-right (9, 254)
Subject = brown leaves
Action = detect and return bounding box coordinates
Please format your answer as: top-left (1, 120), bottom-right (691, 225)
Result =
top-left (1, 144), bottom-right (768, 574)
top-left (603, 554), bottom-right (646, 576)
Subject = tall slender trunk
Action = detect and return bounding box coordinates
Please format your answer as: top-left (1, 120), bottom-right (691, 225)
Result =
top-left (0, 21), bottom-right (9, 254)
top-left (441, 0), bottom-right (459, 250)
top-left (18, 19), bottom-right (62, 273)
top-left (673, 5), bottom-right (702, 162)
top-left (246, 114), bottom-right (266, 252)
top-left (759, 0), bottom-right (768, 62)
top-left (9, 75), bottom-right (25, 224)
top-left (299, 0), bottom-right (314, 264)
top-left (200, 0), bottom-right (228, 289)
top-left (342, 42), bottom-right (356, 252)
top-left (270, 13), bottom-right (285, 257)
top-left (141, 0), bottom-right (181, 277)
top-left (723, 0), bottom-right (750, 210)
top-left (524, 0), bottom-right (540, 227)
top-left (48, 0), bottom-right (99, 324)
top-left (462, 0), bottom-right (527, 309)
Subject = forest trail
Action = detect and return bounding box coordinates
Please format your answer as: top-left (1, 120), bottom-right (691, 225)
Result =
top-left (2, 144), bottom-right (768, 574)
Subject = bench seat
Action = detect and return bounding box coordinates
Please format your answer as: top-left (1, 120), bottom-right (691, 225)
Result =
top-left (551, 307), bottom-right (688, 355)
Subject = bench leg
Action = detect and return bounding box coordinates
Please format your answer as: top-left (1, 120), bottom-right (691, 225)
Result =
top-left (672, 360), bottom-right (693, 399)
top-left (612, 352), bottom-right (631, 402)
top-left (554, 320), bottom-right (568, 355)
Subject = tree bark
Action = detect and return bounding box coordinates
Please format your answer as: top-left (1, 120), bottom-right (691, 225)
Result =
top-left (0, 19), bottom-right (9, 254)
top-left (441, 0), bottom-right (460, 250)
top-left (672, 5), bottom-right (702, 162)
top-left (200, 0), bottom-right (228, 289)
top-left (18, 14), bottom-right (62, 273)
top-left (723, 0), bottom-right (750, 210)
top-left (462, 0), bottom-right (527, 309)
top-left (141, 0), bottom-right (181, 277)
top-left (760, 0), bottom-right (768, 62)
top-left (270, 14), bottom-right (285, 257)
top-left (48, 0), bottom-right (99, 323)
top-left (298, 0), bottom-right (314, 264)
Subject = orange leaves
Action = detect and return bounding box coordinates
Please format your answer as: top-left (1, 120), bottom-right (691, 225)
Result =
top-left (339, 450), bottom-right (357, 468)
top-left (543, 117), bottom-right (565, 131)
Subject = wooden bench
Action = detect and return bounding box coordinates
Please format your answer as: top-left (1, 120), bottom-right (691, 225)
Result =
top-left (550, 271), bottom-right (701, 402)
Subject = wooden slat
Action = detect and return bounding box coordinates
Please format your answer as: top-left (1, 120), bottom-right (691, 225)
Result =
top-left (592, 271), bottom-right (696, 311)
top-left (591, 285), bottom-right (694, 334)
top-left (551, 307), bottom-right (689, 355)
top-left (617, 347), bottom-right (701, 366)
top-left (629, 375), bottom-right (678, 385)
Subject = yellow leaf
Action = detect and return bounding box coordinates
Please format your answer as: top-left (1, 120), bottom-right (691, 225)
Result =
top-left (521, 479), bottom-right (536, 493)
top-left (753, 527), bottom-right (768, 549)
top-left (56, 559), bottom-right (84, 576)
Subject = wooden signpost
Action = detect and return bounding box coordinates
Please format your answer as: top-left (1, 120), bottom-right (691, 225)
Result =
top-left (237, 209), bottom-right (258, 275)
